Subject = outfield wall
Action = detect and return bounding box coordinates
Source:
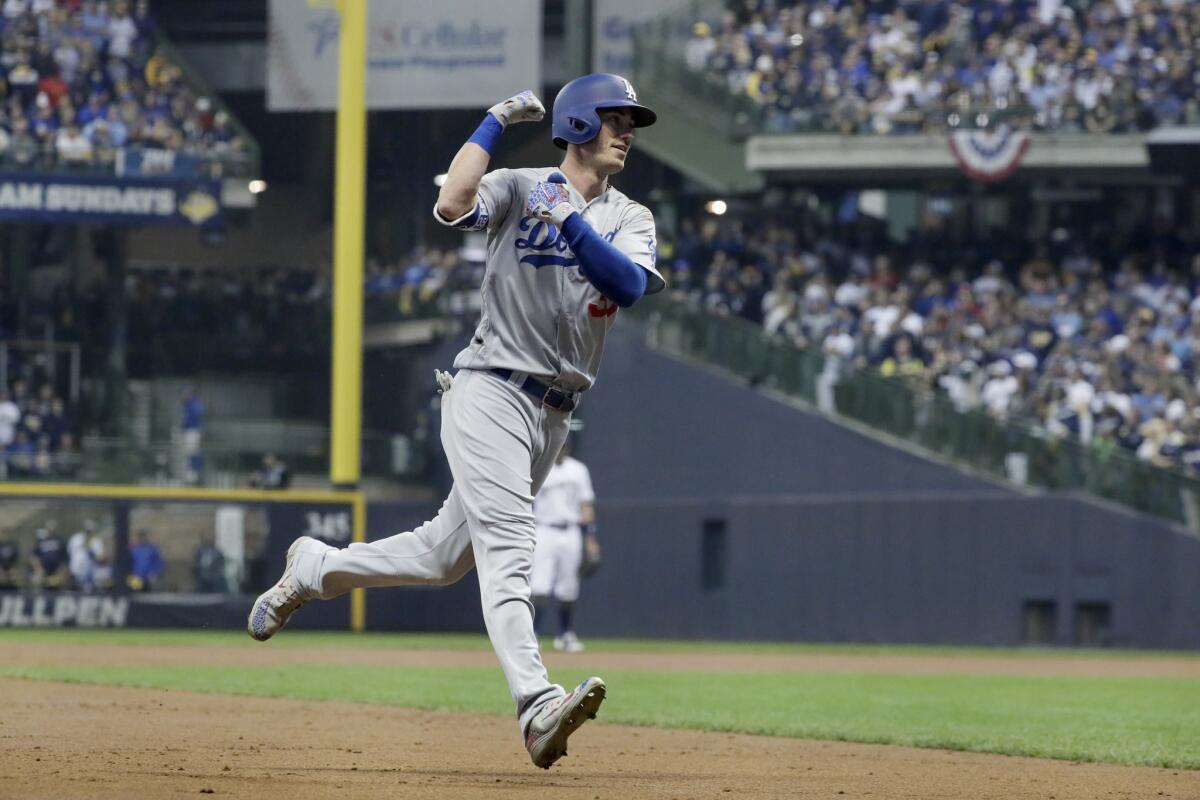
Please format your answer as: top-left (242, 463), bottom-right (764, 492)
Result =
top-left (4, 324), bottom-right (1197, 647)
top-left (574, 493), bottom-right (1200, 648)
top-left (341, 492), bottom-right (1200, 649)
top-left (356, 496), bottom-right (1200, 649)
top-left (2, 492), bottom-right (1195, 648)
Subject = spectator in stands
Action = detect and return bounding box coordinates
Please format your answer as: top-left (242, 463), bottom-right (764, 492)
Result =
top-left (0, 535), bottom-right (19, 589)
top-left (42, 397), bottom-right (68, 447)
top-left (6, 430), bottom-right (36, 476)
top-left (180, 387), bottom-right (203, 485)
top-left (192, 530), bottom-right (226, 593)
top-left (87, 524), bottom-right (113, 591)
top-left (249, 452), bottom-right (290, 490)
top-left (4, 1), bottom-right (30, 20)
top-left (127, 528), bottom-right (163, 592)
top-left (0, 391), bottom-right (19, 452)
top-left (7, 52), bottom-right (40, 109)
top-left (29, 524), bottom-right (67, 589)
top-left (53, 431), bottom-right (81, 478)
top-left (29, 91), bottom-right (59, 142)
top-left (879, 335), bottom-right (925, 379)
top-left (67, 520), bottom-right (96, 592)
top-left (686, 21), bottom-right (716, 70)
top-left (54, 121), bottom-right (91, 163)
top-left (32, 434), bottom-right (53, 476)
top-left (108, 1), bottom-right (138, 59)
top-left (7, 116), bottom-right (40, 167)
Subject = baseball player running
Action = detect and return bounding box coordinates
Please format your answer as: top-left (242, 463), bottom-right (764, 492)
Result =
top-left (248, 73), bottom-right (664, 770)
top-left (531, 439), bottom-right (600, 653)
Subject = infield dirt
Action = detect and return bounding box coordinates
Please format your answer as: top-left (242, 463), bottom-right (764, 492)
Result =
top-left (2, 643), bottom-right (1197, 800)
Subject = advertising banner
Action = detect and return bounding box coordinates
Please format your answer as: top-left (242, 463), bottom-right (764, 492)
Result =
top-left (268, 0), bottom-right (542, 111)
top-left (0, 593), bottom-right (130, 628)
top-left (0, 173), bottom-right (223, 226)
top-left (592, 0), bottom-right (675, 75)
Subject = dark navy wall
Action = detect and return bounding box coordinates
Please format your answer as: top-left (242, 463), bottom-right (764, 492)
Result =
top-left (343, 493), bottom-right (1200, 649)
top-left (578, 323), bottom-right (1013, 499)
top-left (571, 494), bottom-right (1200, 648)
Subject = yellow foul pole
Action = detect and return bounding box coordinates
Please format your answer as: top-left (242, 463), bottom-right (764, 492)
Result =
top-left (331, 0), bottom-right (366, 491)
top-left (330, 0), bottom-right (368, 631)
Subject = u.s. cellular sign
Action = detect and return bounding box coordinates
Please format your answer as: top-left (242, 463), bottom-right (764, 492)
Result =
top-left (0, 173), bottom-right (222, 226)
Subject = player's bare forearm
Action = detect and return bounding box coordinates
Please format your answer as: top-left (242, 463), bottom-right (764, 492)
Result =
top-left (438, 91), bottom-right (545, 222)
top-left (437, 145), bottom-right (490, 221)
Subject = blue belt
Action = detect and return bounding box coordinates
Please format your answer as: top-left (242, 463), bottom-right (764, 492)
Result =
top-left (490, 368), bottom-right (578, 413)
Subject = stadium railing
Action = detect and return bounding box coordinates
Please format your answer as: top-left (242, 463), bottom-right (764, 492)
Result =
top-left (47, 426), bottom-right (421, 487)
top-left (633, 300), bottom-right (1200, 530)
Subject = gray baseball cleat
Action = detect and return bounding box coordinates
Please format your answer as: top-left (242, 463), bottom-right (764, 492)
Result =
top-left (246, 536), bottom-right (321, 641)
top-left (525, 676), bottom-right (606, 769)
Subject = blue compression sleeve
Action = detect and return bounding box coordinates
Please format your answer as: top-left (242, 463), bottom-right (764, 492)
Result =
top-left (561, 213), bottom-right (647, 307)
top-left (466, 115), bottom-right (504, 155)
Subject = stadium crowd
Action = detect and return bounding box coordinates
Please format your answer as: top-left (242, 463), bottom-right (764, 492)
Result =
top-left (663, 205), bottom-right (1200, 471)
top-left (0, 0), bottom-right (245, 172)
top-left (688, 0), bottom-right (1200, 134)
top-left (49, 255), bottom-right (478, 374)
top-left (0, 374), bottom-right (79, 479)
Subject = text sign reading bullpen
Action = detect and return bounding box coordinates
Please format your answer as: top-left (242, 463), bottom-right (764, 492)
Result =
top-left (0, 173), bottom-right (223, 226)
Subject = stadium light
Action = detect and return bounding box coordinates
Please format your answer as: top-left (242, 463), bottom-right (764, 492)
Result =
top-left (433, 173), bottom-right (449, 187)
top-left (705, 199), bottom-right (727, 216)
top-left (248, 179), bottom-right (268, 194)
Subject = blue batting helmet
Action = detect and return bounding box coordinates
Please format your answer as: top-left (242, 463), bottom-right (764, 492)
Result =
top-left (552, 73), bottom-right (657, 150)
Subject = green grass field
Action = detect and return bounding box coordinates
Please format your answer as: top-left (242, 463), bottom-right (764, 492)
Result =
top-left (2, 630), bottom-right (1198, 770)
top-left (3, 627), bottom-right (1197, 658)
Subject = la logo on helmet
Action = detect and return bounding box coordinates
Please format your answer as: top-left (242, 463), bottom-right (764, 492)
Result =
top-left (620, 78), bottom-right (637, 102)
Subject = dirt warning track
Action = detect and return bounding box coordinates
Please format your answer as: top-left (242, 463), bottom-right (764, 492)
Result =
top-left (2, 640), bottom-right (1196, 800)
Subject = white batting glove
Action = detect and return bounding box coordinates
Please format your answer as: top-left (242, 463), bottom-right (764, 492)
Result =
top-left (488, 90), bottom-right (545, 128)
top-left (525, 172), bottom-right (575, 227)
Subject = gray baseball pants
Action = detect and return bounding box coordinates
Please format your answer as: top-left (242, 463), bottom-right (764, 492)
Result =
top-left (292, 368), bottom-right (570, 734)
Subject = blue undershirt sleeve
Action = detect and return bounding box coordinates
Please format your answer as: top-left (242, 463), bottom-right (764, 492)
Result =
top-left (560, 213), bottom-right (648, 308)
top-left (466, 114), bottom-right (504, 156)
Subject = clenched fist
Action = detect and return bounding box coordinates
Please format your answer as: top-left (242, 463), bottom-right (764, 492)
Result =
top-left (525, 172), bottom-right (575, 227)
top-left (488, 90), bottom-right (545, 128)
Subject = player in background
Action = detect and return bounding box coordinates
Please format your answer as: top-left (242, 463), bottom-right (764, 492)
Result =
top-left (248, 73), bottom-right (664, 770)
top-left (66, 520), bottom-right (96, 592)
top-left (532, 439), bottom-right (600, 653)
top-left (0, 534), bottom-right (20, 589)
top-left (29, 525), bottom-right (68, 590)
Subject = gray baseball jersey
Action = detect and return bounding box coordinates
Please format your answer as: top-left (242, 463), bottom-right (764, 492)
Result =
top-left (435, 167), bottom-right (665, 393)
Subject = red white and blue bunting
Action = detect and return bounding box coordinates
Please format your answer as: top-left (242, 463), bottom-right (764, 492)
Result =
top-left (948, 128), bottom-right (1031, 182)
